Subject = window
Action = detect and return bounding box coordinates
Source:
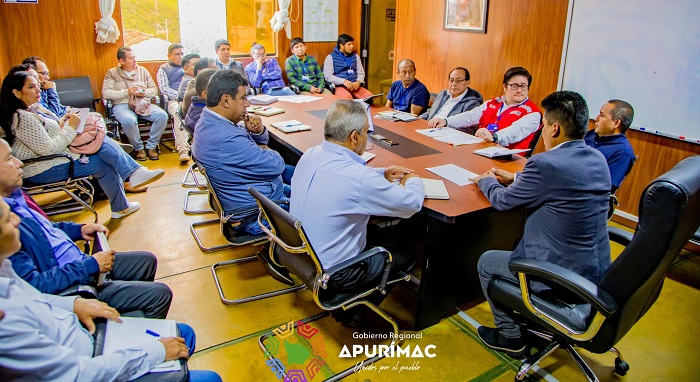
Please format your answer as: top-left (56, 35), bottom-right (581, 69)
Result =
top-left (121, 0), bottom-right (278, 62)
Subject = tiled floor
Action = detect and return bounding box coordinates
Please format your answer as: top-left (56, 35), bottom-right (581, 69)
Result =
top-left (46, 151), bottom-right (700, 381)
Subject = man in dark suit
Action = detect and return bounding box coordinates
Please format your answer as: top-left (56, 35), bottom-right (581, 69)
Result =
top-left (469, 90), bottom-right (611, 357)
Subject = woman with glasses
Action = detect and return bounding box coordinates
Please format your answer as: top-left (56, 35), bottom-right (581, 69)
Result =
top-left (429, 67), bottom-right (541, 150)
top-left (0, 71), bottom-right (165, 219)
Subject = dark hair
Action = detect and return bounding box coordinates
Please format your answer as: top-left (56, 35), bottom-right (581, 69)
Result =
top-left (607, 99), bottom-right (635, 134)
top-left (290, 37), bottom-right (304, 50)
top-left (0, 71), bottom-right (35, 145)
top-left (195, 68), bottom-right (216, 96)
top-left (182, 53), bottom-right (201, 68)
top-left (117, 46), bottom-right (132, 61)
top-left (168, 43), bottom-right (184, 54)
top-left (337, 34), bottom-right (354, 48)
top-left (205, 69), bottom-right (249, 108)
top-left (503, 67), bottom-right (532, 86)
top-left (193, 58), bottom-right (215, 76)
top-left (396, 59), bottom-right (416, 71)
top-left (8, 64), bottom-right (34, 75)
top-left (450, 67), bottom-right (470, 81)
top-left (21, 56), bottom-right (45, 69)
top-left (541, 90), bottom-right (589, 139)
top-left (214, 39), bottom-right (230, 50)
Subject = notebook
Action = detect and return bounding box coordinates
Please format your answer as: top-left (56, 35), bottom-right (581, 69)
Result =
top-left (473, 147), bottom-right (530, 158)
top-left (253, 107), bottom-right (285, 117)
top-left (422, 178), bottom-right (450, 199)
top-left (103, 317), bottom-right (180, 373)
top-left (361, 93), bottom-right (384, 105)
top-left (270, 120), bottom-right (311, 133)
top-left (91, 231), bottom-right (109, 286)
top-left (73, 108), bottom-right (91, 134)
top-left (248, 94), bottom-right (278, 105)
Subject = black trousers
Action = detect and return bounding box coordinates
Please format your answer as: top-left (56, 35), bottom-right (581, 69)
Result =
top-left (96, 251), bottom-right (173, 319)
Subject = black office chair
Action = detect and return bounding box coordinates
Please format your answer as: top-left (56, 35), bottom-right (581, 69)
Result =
top-left (250, 188), bottom-right (411, 381)
top-left (54, 76), bottom-right (100, 112)
top-left (21, 154), bottom-right (98, 223)
top-left (102, 95), bottom-right (176, 153)
top-left (485, 155), bottom-right (700, 381)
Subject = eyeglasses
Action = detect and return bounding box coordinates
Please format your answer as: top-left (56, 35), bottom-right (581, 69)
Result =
top-left (38, 71), bottom-right (49, 77)
top-left (448, 78), bottom-right (466, 84)
top-left (507, 83), bottom-right (529, 91)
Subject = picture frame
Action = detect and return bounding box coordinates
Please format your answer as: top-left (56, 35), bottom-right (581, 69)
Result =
top-left (444, 0), bottom-right (488, 33)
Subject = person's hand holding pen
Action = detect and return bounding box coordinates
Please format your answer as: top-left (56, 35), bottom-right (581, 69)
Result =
top-left (243, 112), bottom-right (265, 134)
top-left (428, 117), bottom-right (448, 128)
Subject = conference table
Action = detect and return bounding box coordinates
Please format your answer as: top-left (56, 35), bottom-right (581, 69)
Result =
top-left (257, 94), bottom-right (527, 330)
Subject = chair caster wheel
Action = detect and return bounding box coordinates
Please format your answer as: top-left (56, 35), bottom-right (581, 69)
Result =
top-left (614, 357), bottom-right (629, 375)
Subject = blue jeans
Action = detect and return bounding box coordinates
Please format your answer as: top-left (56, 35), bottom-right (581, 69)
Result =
top-left (112, 103), bottom-right (168, 151)
top-left (176, 324), bottom-right (222, 382)
top-left (26, 139), bottom-right (140, 212)
top-left (266, 87), bottom-right (296, 96)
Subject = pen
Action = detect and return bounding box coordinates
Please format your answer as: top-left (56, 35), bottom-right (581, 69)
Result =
top-left (252, 106), bottom-right (262, 110)
top-left (145, 329), bottom-right (160, 338)
top-left (284, 123), bottom-right (303, 127)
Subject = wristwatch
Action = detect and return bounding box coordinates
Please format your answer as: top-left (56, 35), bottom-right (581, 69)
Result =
top-left (491, 132), bottom-right (499, 143)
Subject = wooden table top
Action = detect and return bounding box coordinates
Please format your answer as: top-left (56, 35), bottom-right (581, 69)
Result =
top-left (257, 94), bottom-right (527, 222)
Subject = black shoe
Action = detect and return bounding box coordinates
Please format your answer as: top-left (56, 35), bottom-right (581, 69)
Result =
top-left (477, 326), bottom-right (525, 358)
top-left (255, 247), bottom-right (294, 286)
top-left (332, 308), bottom-right (365, 329)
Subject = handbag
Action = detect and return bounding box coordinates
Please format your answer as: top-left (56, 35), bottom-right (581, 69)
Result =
top-left (129, 94), bottom-right (153, 116)
top-left (69, 113), bottom-right (106, 155)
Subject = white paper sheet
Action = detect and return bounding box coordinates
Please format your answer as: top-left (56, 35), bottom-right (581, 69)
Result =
top-left (416, 128), bottom-right (483, 146)
top-left (426, 164), bottom-right (478, 186)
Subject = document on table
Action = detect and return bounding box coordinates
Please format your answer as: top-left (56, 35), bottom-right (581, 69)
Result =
top-left (426, 164), bottom-right (478, 186)
top-left (360, 151), bottom-right (375, 162)
top-left (416, 128), bottom-right (483, 146)
top-left (103, 317), bottom-right (180, 373)
top-left (473, 146), bottom-right (530, 158)
top-left (422, 178), bottom-right (450, 199)
top-left (275, 95), bottom-right (323, 103)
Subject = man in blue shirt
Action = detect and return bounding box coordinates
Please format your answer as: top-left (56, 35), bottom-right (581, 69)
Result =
top-left (291, 100), bottom-right (424, 314)
top-left (386, 59), bottom-right (430, 115)
top-left (21, 56), bottom-right (68, 117)
top-left (585, 99), bottom-right (636, 193)
top-left (245, 43), bottom-right (295, 96)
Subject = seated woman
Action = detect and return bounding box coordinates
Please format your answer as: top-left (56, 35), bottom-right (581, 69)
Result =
top-left (0, 71), bottom-right (164, 219)
top-left (429, 67), bottom-right (542, 150)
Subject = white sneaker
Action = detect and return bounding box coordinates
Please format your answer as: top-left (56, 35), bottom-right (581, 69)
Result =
top-left (111, 201), bottom-right (140, 219)
top-left (128, 167), bottom-right (165, 189)
top-left (179, 151), bottom-right (190, 163)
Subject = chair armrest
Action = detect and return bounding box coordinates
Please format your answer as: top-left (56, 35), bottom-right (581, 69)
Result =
top-left (325, 83), bottom-right (336, 94)
top-left (508, 258), bottom-right (618, 317)
top-left (22, 153), bottom-right (76, 178)
top-left (608, 226), bottom-right (634, 246)
top-left (326, 246), bottom-right (393, 294)
top-left (289, 85), bottom-right (300, 95)
top-left (58, 284), bottom-right (98, 299)
top-left (153, 94), bottom-right (167, 109)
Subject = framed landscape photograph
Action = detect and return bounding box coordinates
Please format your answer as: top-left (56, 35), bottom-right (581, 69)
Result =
top-left (444, 0), bottom-right (488, 33)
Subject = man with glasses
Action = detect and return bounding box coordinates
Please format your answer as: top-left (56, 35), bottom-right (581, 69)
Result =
top-left (421, 67), bottom-right (483, 133)
top-left (386, 59), bottom-right (429, 115)
top-left (21, 56), bottom-right (68, 117)
top-left (430, 67), bottom-right (541, 150)
top-left (245, 43), bottom-right (295, 96)
top-left (178, 53), bottom-right (200, 102)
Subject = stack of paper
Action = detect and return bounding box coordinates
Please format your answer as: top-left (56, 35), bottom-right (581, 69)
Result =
top-left (270, 120), bottom-right (311, 133)
top-left (253, 107), bottom-right (285, 117)
top-left (248, 94), bottom-right (278, 105)
top-left (426, 164), bottom-right (479, 186)
top-left (276, 95), bottom-right (323, 103)
top-left (104, 317), bottom-right (180, 373)
top-left (422, 178), bottom-right (449, 199)
top-left (376, 110), bottom-right (418, 122)
top-left (473, 147), bottom-right (530, 158)
top-left (361, 151), bottom-right (375, 162)
top-left (416, 128), bottom-right (483, 146)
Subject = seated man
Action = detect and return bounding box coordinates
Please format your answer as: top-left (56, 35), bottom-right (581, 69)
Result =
top-left (586, 99), bottom-right (636, 193)
top-left (469, 91), bottom-right (611, 357)
top-left (185, 68), bottom-right (216, 134)
top-left (21, 56), bottom-right (68, 117)
top-left (420, 67), bottom-right (483, 134)
top-left (102, 46), bottom-right (168, 161)
top-left (386, 59), bottom-right (430, 115)
top-left (285, 37), bottom-right (331, 95)
top-left (156, 43), bottom-right (191, 163)
top-left (0, 199), bottom-right (221, 382)
top-left (192, 70), bottom-right (290, 236)
top-left (179, 53), bottom-right (201, 101)
top-left (290, 100), bottom-right (424, 310)
top-left (245, 43), bottom-right (295, 96)
top-left (0, 139), bottom-right (172, 319)
top-left (213, 39), bottom-right (245, 76)
top-left (183, 58), bottom-right (218, 115)
top-left (323, 34), bottom-right (373, 100)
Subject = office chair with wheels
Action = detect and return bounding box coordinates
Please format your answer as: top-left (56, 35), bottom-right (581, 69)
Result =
top-left (21, 153), bottom-right (98, 223)
top-left (249, 188), bottom-right (411, 381)
top-left (485, 155), bottom-right (700, 381)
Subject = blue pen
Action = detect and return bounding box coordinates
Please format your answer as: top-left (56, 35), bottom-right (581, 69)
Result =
top-left (145, 329), bottom-right (160, 338)
top-left (285, 123), bottom-right (303, 127)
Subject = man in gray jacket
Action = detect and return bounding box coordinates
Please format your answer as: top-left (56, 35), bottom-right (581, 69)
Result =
top-left (420, 67), bottom-right (483, 133)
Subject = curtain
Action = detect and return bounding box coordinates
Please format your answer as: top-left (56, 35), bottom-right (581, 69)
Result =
top-left (270, 0), bottom-right (292, 39)
top-left (95, 0), bottom-right (121, 43)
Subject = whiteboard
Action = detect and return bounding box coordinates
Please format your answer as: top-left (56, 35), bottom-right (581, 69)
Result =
top-left (560, 0), bottom-right (700, 144)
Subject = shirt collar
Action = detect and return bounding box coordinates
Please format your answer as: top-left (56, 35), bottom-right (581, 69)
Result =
top-left (0, 259), bottom-right (16, 298)
top-left (551, 139), bottom-right (584, 150)
top-left (320, 140), bottom-right (365, 165)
